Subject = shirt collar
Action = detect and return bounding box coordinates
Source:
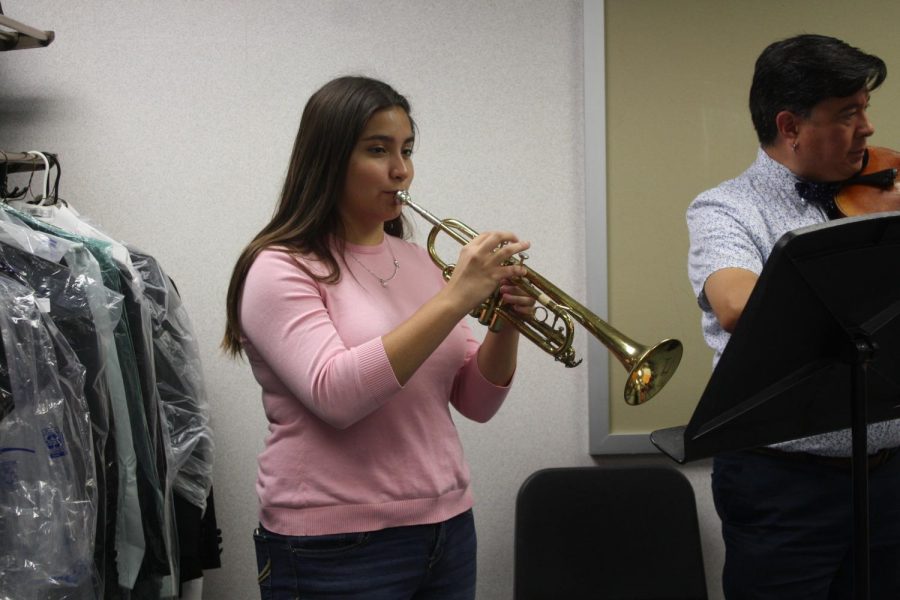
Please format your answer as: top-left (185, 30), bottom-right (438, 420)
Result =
top-left (750, 147), bottom-right (808, 205)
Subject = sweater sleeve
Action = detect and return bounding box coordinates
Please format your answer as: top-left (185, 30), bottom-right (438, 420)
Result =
top-left (240, 250), bottom-right (401, 429)
top-left (448, 321), bottom-right (512, 423)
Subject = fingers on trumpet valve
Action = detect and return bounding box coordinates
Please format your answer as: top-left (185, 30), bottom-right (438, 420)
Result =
top-left (492, 235), bottom-right (531, 266)
top-left (499, 283), bottom-right (537, 316)
top-left (467, 232), bottom-right (529, 275)
top-left (478, 231), bottom-right (527, 253)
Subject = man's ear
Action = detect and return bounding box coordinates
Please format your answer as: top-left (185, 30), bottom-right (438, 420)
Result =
top-left (775, 110), bottom-right (802, 145)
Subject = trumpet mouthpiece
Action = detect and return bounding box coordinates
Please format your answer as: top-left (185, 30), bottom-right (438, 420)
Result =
top-left (395, 190), bottom-right (411, 204)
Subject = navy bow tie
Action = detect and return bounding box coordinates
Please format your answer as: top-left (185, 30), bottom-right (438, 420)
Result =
top-left (795, 180), bottom-right (842, 205)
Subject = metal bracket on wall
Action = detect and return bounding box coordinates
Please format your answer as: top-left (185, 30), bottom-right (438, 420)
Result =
top-left (0, 4), bottom-right (54, 51)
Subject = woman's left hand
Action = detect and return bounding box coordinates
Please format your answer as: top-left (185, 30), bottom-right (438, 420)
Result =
top-left (476, 279), bottom-right (533, 384)
top-left (499, 282), bottom-right (536, 317)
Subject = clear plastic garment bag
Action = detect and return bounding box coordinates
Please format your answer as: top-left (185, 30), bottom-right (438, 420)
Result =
top-left (0, 274), bottom-right (98, 599)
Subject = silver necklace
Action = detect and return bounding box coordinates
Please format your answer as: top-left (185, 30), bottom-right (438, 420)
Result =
top-left (348, 236), bottom-right (400, 287)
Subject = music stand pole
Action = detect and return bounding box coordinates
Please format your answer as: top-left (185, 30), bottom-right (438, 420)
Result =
top-left (850, 340), bottom-right (872, 600)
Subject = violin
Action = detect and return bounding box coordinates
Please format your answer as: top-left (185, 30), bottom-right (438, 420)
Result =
top-left (834, 146), bottom-right (900, 217)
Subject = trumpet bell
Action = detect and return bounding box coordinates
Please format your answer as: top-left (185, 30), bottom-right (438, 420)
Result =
top-left (625, 338), bottom-right (683, 406)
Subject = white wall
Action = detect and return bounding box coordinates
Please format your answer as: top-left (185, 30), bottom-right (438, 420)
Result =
top-left (0, 2), bottom-right (723, 599)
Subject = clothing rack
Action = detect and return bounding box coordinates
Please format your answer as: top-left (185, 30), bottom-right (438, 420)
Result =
top-left (1, 151), bottom-right (50, 173)
top-left (0, 10), bottom-right (54, 51)
top-left (1, 151), bottom-right (57, 202)
top-left (0, 180), bottom-right (220, 599)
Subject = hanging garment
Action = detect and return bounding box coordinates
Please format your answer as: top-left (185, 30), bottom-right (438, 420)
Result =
top-left (0, 240), bottom-right (116, 595)
top-left (175, 487), bottom-right (222, 592)
top-left (129, 248), bottom-right (213, 510)
top-left (128, 249), bottom-right (221, 594)
top-left (0, 274), bottom-right (98, 599)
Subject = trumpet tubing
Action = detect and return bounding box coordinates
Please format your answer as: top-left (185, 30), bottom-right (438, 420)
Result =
top-left (395, 190), bottom-right (683, 405)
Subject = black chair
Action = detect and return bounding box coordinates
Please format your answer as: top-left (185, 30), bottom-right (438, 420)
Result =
top-left (514, 465), bottom-right (707, 600)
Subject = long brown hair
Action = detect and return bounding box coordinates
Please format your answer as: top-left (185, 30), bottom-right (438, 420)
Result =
top-left (222, 76), bottom-right (415, 357)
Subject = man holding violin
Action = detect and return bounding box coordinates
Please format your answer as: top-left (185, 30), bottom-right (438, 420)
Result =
top-left (687, 34), bottom-right (900, 599)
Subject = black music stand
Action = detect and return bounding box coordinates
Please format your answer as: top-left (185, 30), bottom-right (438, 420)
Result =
top-left (652, 212), bottom-right (900, 600)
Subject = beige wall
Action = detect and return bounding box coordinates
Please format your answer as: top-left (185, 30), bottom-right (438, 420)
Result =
top-left (605, 0), bottom-right (900, 436)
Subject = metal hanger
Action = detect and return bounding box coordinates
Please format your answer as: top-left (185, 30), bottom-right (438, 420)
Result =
top-left (25, 151), bottom-right (50, 204)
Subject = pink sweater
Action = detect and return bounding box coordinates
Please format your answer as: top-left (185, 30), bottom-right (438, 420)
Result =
top-left (240, 237), bottom-right (511, 536)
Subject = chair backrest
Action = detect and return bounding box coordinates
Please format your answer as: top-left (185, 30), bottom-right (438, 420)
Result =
top-left (514, 465), bottom-right (707, 600)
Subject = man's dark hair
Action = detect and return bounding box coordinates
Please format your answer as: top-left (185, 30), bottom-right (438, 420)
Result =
top-left (750, 34), bottom-right (886, 145)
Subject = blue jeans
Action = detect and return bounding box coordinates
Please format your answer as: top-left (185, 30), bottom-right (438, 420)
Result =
top-left (253, 509), bottom-right (476, 599)
top-left (713, 449), bottom-right (900, 599)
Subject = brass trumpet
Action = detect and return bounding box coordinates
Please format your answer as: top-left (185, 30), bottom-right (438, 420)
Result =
top-left (396, 190), bottom-right (682, 405)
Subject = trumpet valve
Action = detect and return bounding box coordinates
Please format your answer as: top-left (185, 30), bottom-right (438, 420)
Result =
top-left (476, 289), bottom-right (504, 332)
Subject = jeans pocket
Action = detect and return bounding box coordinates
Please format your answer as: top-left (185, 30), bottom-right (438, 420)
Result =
top-left (253, 529), bottom-right (274, 600)
top-left (288, 531), bottom-right (371, 557)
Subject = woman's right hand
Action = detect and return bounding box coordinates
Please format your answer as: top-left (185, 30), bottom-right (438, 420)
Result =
top-left (443, 231), bottom-right (531, 313)
top-left (382, 230), bottom-right (530, 386)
